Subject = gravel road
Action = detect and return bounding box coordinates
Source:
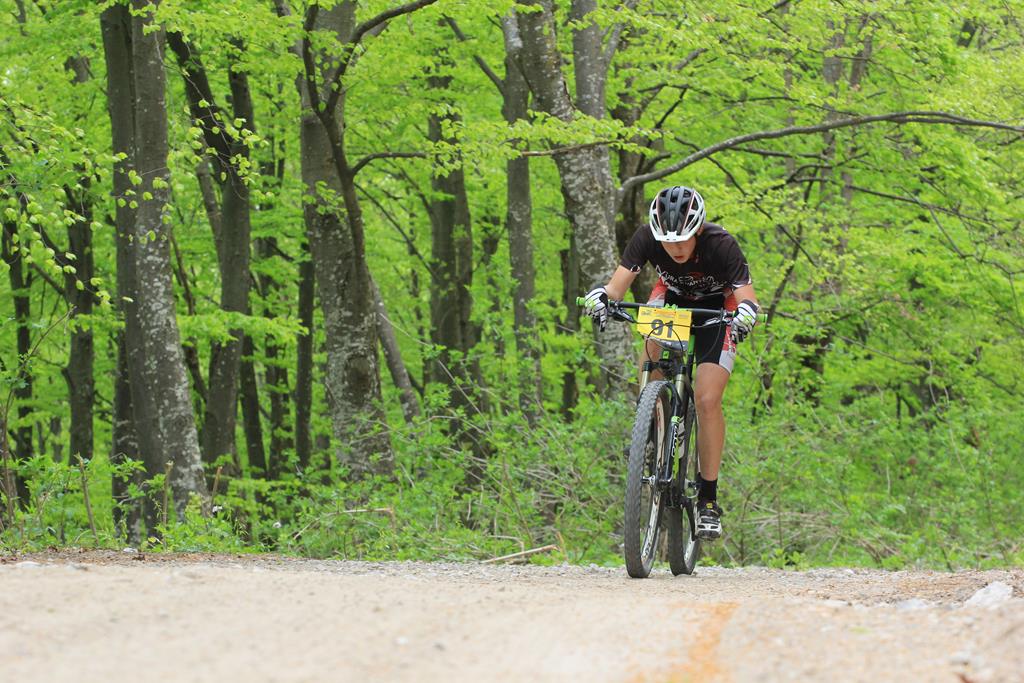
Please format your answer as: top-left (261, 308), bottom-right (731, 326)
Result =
top-left (2, 551), bottom-right (1022, 682)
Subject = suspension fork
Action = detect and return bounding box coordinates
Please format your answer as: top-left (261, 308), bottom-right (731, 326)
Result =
top-left (639, 360), bottom-right (656, 393)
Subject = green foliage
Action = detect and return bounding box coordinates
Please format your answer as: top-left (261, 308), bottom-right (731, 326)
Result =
top-left (1, 0), bottom-right (1022, 570)
top-left (0, 454), bottom-right (138, 550)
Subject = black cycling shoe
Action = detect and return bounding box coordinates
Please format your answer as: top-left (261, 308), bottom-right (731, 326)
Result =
top-left (696, 500), bottom-right (723, 540)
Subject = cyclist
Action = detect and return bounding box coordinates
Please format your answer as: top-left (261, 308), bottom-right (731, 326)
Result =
top-left (583, 186), bottom-right (760, 540)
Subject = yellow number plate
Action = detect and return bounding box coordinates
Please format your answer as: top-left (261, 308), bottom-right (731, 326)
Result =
top-left (636, 306), bottom-right (692, 342)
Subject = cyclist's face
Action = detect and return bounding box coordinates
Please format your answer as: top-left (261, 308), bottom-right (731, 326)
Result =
top-left (661, 238), bottom-right (696, 263)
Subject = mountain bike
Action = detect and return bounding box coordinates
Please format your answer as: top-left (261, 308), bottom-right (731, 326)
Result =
top-left (578, 298), bottom-right (737, 578)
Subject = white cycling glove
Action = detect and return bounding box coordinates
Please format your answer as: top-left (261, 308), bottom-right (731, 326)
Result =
top-left (583, 286), bottom-right (609, 331)
top-left (731, 299), bottom-right (759, 343)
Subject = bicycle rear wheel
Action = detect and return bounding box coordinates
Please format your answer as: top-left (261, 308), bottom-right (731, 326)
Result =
top-left (624, 380), bottom-right (672, 578)
top-left (666, 393), bottom-right (702, 575)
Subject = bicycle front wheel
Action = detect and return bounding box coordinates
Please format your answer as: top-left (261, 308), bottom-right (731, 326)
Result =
top-left (624, 380), bottom-right (673, 578)
top-left (666, 394), bottom-right (701, 575)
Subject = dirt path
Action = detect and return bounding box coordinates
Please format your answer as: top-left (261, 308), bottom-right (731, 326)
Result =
top-left (2, 551), bottom-right (1022, 682)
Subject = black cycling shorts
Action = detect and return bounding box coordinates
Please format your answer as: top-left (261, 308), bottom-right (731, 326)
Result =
top-left (647, 289), bottom-right (737, 373)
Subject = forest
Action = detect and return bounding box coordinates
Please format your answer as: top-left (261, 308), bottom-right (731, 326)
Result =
top-left (0, 0), bottom-right (1021, 569)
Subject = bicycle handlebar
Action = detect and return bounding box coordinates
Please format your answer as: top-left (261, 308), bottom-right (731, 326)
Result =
top-left (574, 297), bottom-right (736, 327)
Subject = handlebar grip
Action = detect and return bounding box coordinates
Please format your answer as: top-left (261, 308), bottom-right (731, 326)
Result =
top-left (575, 296), bottom-right (586, 306)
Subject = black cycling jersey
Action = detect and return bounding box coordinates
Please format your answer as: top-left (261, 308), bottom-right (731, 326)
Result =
top-left (620, 223), bottom-right (752, 304)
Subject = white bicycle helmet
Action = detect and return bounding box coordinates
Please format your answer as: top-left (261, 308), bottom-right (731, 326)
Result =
top-left (649, 186), bottom-right (705, 242)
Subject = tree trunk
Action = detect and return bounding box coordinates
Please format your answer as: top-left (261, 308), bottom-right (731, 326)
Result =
top-left (516, 0), bottom-right (632, 392)
top-left (101, 3), bottom-right (145, 531)
top-left (370, 276), bottom-right (420, 423)
top-left (502, 13), bottom-right (542, 417)
top-left (754, 20), bottom-right (799, 415)
top-left (111, 333), bottom-right (142, 543)
top-left (570, 0), bottom-right (604, 119)
top-left (195, 158), bottom-right (222, 248)
top-left (256, 237), bottom-right (291, 478)
top-left (427, 55), bottom-right (476, 405)
top-left (107, 1), bottom-right (208, 518)
top-left (63, 182), bottom-right (95, 464)
top-left (264, 339), bottom-right (290, 476)
top-left (299, 3), bottom-right (391, 477)
top-left (167, 32), bottom-right (254, 468)
top-left (560, 233), bottom-right (581, 418)
top-left (0, 147), bottom-right (34, 507)
top-left (294, 254), bottom-right (314, 470)
top-left (611, 89), bottom-right (657, 303)
top-left (61, 56), bottom-right (96, 465)
top-left (205, 58), bottom-right (254, 467)
top-left (168, 235), bottom-right (207, 416)
top-left (238, 333), bottom-right (267, 476)
top-left (0, 213), bottom-right (32, 507)
top-left (48, 417), bottom-right (62, 464)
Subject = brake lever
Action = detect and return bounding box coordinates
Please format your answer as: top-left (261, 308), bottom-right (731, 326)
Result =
top-left (608, 302), bottom-right (636, 323)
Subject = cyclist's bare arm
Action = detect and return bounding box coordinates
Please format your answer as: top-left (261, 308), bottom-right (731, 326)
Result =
top-left (604, 266), bottom-right (638, 301)
top-left (732, 283), bottom-right (759, 307)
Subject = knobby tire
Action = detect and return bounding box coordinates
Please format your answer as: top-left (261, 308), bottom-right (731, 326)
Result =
top-left (624, 380), bottom-right (672, 578)
top-left (666, 391), bottom-right (702, 575)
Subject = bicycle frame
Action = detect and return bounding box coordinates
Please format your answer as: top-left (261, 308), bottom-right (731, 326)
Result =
top-left (644, 351), bottom-right (692, 510)
top-left (616, 302), bottom-right (731, 511)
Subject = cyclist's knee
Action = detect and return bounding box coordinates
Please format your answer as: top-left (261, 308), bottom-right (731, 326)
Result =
top-left (694, 388), bottom-right (723, 416)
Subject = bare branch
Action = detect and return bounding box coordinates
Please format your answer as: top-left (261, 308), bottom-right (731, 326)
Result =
top-left (848, 183), bottom-right (1024, 319)
top-left (846, 184), bottom-right (1008, 226)
top-left (27, 261), bottom-right (63, 295)
top-left (760, 0), bottom-right (797, 16)
top-left (351, 151), bottom-right (426, 176)
top-left (443, 15), bottom-right (505, 95)
top-left (976, 368), bottom-right (1020, 397)
top-left (600, 0), bottom-right (640, 69)
top-left (635, 49), bottom-right (706, 117)
top-left (300, 3), bottom-right (323, 115)
top-left (779, 223), bottom-right (818, 267)
top-left (634, 152), bottom-right (670, 177)
top-left (3, 305), bottom-right (74, 440)
top-left (388, 163), bottom-right (433, 218)
top-left (728, 145), bottom-right (821, 159)
top-left (354, 182), bottom-right (435, 279)
top-left (673, 136), bottom-right (746, 192)
top-left (653, 87), bottom-right (688, 130)
top-left (521, 140), bottom-right (624, 157)
top-left (166, 32), bottom-right (233, 175)
top-left (323, 0), bottom-right (440, 115)
top-left (482, 544), bottom-right (559, 564)
top-left (618, 111), bottom-right (1024, 204)
top-left (351, 0), bottom-right (439, 47)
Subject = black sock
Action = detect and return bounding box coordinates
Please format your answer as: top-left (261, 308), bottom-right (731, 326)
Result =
top-left (698, 475), bottom-right (718, 504)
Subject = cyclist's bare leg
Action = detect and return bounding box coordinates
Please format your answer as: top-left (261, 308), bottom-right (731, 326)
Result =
top-left (694, 362), bottom-right (730, 481)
